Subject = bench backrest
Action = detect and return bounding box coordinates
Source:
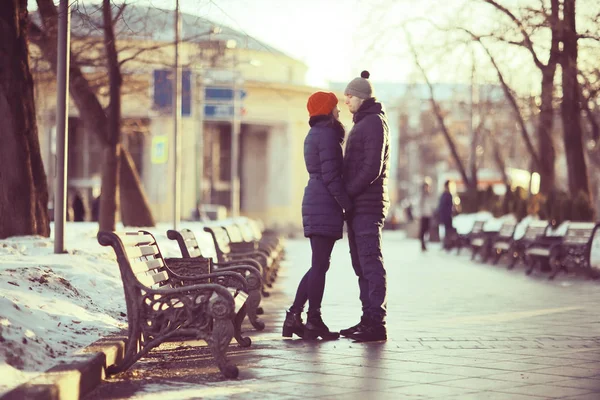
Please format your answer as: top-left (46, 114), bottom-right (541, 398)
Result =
top-left (589, 223), bottom-right (600, 269)
top-left (204, 225), bottom-right (231, 257)
top-left (236, 221), bottom-right (258, 242)
top-left (223, 224), bottom-right (245, 244)
top-left (471, 220), bottom-right (485, 234)
top-left (247, 220), bottom-right (263, 241)
top-left (167, 228), bottom-right (202, 258)
top-left (498, 221), bottom-right (517, 238)
top-left (563, 222), bottom-right (596, 245)
top-left (522, 220), bottom-right (549, 241)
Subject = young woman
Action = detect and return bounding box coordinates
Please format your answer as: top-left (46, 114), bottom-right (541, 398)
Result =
top-left (282, 91), bottom-right (352, 340)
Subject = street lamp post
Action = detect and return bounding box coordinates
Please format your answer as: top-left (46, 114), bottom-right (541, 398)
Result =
top-left (172, 0), bottom-right (182, 230)
top-left (54, 0), bottom-right (71, 254)
top-left (231, 72), bottom-right (241, 218)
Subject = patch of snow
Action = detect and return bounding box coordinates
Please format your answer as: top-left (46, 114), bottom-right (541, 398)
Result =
top-left (0, 221), bottom-right (218, 396)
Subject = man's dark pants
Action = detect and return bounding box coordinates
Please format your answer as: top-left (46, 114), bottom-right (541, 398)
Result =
top-left (347, 213), bottom-right (386, 324)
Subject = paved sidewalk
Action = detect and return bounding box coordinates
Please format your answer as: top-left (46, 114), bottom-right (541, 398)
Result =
top-left (86, 231), bottom-right (600, 399)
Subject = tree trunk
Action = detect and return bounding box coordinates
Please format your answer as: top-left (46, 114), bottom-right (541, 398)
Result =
top-left (404, 29), bottom-right (471, 188)
top-left (98, 0), bottom-right (122, 231)
top-left (32, 0), bottom-right (155, 227)
top-left (537, 68), bottom-right (557, 194)
top-left (119, 149), bottom-right (155, 226)
top-left (536, 0), bottom-right (561, 195)
top-left (561, 0), bottom-right (590, 196)
top-left (474, 35), bottom-right (541, 170)
top-left (0, 0), bottom-right (50, 239)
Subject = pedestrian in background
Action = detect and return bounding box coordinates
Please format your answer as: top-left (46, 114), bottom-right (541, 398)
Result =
top-left (283, 91), bottom-right (352, 341)
top-left (438, 180), bottom-right (455, 249)
top-left (418, 179), bottom-right (435, 251)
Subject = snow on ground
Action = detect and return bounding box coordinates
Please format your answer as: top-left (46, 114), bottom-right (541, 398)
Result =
top-left (0, 221), bottom-right (217, 396)
top-left (2, 214), bottom-right (597, 395)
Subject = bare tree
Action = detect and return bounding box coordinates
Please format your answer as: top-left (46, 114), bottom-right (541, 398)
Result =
top-left (404, 28), bottom-right (473, 191)
top-left (0, 0), bottom-right (50, 239)
top-left (560, 0), bottom-right (590, 197)
top-left (478, 0), bottom-right (560, 195)
top-left (99, 0), bottom-right (122, 231)
top-left (30, 0), bottom-right (155, 228)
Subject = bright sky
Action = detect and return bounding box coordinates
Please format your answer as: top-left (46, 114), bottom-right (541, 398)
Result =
top-left (139, 0), bottom-right (472, 87)
top-left (34, 0), bottom-right (598, 93)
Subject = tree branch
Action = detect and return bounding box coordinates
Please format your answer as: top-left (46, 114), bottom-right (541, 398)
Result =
top-left (403, 26), bottom-right (472, 188)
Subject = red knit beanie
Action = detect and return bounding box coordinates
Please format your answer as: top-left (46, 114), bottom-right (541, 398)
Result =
top-left (307, 91), bottom-right (338, 117)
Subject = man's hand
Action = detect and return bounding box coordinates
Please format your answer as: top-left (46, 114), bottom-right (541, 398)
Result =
top-left (344, 205), bottom-right (354, 221)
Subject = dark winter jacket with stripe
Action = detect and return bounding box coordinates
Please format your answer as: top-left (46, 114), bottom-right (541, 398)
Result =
top-left (343, 98), bottom-right (390, 217)
top-left (302, 115), bottom-right (352, 239)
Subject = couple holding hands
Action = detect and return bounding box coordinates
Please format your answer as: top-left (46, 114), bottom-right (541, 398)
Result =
top-left (283, 71), bottom-right (390, 343)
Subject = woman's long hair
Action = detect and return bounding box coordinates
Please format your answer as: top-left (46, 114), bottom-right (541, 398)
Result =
top-left (308, 114), bottom-right (346, 144)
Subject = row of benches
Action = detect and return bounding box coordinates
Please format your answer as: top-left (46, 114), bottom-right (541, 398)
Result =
top-left (97, 217), bottom-right (285, 378)
top-left (448, 216), bottom-right (600, 280)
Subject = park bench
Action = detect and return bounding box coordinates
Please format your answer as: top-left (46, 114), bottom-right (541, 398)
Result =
top-left (456, 220), bottom-right (486, 255)
top-left (236, 218), bottom-right (284, 261)
top-left (488, 219), bottom-right (519, 265)
top-left (548, 222), bottom-right (599, 279)
top-left (167, 228), bottom-right (265, 330)
top-left (223, 221), bottom-right (282, 284)
top-left (503, 219), bottom-right (549, 270)
top-left (97, 230), bottom-right (247, 378)
top-left (470, 217), bottom-right (513, 262)
top-left (522, 221), bottom-right (567, 275)
top-left (588, 223), bottom-right (600, 277)
top-left (204, 224), bottom-right (276, 291)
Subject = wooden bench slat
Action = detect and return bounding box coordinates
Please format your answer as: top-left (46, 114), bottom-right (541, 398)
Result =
top-left (471, 238), bottom-right (485, 247)
top-left (181, 230), bottom-right (197, 241)
top-left (495, 242), bottom-right (511, 250)
top-left (116, 232), bottom-right (155, 247)
top-left (126, 245), bottom-right (160, 259)
top-left (137, 270), bottom-right (169, 287)
top-left (130, 258), bottom-right (164, 274)
top-left (526, 248), bottom-right (551, 256)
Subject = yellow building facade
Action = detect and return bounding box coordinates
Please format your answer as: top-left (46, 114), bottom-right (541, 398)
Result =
top-left (33, 7), bottom-right (346, 231)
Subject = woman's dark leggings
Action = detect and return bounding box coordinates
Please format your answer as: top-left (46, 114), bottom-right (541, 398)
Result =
top-left (290, 235), bottom-right (336, 315)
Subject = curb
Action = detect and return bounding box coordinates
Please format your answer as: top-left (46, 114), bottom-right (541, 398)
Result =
top-left (1, 337), bottom-right (126, 400)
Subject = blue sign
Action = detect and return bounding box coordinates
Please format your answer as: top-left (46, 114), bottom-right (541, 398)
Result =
top-left (205, 105), bottom-right (236, 119)
top-left (204, 87), bottom-right (247, 101)
top-left (153, 69), bottom-right (191, 116)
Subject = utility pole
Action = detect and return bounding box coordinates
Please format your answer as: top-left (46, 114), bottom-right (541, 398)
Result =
top-left (230, 69), bottom-right (241, 217)
top-left (54, 0), bottom-right (70, 254)
top-left (195, 74), bottom-right (205, 211)
top-left (172, 0), bottom-right (182, 229)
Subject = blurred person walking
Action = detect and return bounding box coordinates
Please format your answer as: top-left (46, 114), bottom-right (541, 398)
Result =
top-left (438, 180), bottom-right (455, 249)
top-left (418, 179), bottom-right (435, 251)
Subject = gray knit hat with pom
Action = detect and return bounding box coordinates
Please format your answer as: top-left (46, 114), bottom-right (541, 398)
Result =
top-left (344, 70), bottom-right (374, 99)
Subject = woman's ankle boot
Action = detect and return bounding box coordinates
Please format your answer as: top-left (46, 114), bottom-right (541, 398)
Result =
top-left (304, 310), bottom-right (340, 340)
top-left (282, 309), bottom-right (305, 338)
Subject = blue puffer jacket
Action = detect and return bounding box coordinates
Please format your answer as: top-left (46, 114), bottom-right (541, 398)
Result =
top-left (302, 116), bottom-right (352, 239)
top-left (343, 98), bottom-right (390, 217)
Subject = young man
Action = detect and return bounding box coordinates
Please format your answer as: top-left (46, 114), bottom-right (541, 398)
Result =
top-left (340, 70), bottom-right (390, 342)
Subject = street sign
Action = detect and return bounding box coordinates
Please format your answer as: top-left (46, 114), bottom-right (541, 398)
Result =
top-left (153, 69), bottom-right (191, 116)
top-left (204, 105), bottom-right (246, 119)
top-left (204, 87), bottom-right (247, 102)
top-left (151, 135), bottom-right (168, 164)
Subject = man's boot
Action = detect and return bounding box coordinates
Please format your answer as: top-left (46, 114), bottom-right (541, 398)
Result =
top-left (350, 318), bottom-right (387, 342)
top-left (340, 315), bottom-right (368, 337)
top-left (304, 310), bottom-right (340, 340)
top-left (282, 309), bottom-right (305, 338)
